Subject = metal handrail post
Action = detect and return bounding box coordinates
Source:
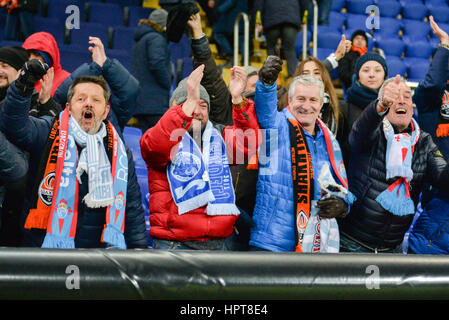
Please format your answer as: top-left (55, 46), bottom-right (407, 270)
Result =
top-left (234, 12), bottom-right (250, 67)
top-left (312, 0), bottom-right (318, 57)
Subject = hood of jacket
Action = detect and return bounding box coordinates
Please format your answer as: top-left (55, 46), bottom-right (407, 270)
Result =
top-left (134, 21), bottom-right (164, 42)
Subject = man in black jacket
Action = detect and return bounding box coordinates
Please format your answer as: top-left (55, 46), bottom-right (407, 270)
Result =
top-left (339, 75), bottom-right (449, 253)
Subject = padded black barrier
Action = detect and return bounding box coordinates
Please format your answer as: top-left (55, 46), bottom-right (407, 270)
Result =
top-left (0, 248), bottom-right (449, 299)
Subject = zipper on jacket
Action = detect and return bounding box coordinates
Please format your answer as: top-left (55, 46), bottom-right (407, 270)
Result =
top-left (313, 139), bottom-right (317, 153)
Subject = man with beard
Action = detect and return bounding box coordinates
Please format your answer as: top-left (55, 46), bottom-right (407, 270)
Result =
top-left (140, 64), bottom-right (260, 250)
top-left (0, 60), bottom-right (148, 249)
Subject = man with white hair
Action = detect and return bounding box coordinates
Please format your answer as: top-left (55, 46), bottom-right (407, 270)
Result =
top-left (339, 74), bottom-right (449, 253)
top-left (249, 56), bottom-right (354, 253)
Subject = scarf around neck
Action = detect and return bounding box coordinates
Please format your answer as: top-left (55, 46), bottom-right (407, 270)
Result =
top-left (26, 109), bottom-right (128, 249)
top-left (375, 117), bottom-right (420, 216)
top-left (346, 79), bottom-right (379, 110)
top-left (436, 87), bottom-right (449, 138)
top-left (167, 121), bottom-right (240, 216)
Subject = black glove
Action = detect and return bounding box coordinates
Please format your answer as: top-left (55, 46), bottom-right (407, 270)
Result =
top-left (15, 59), bottom-right (49, 97)
top-left (316, 195), bottom-right (348, 219)
top-left (258, 55), bottom-right (283, 85)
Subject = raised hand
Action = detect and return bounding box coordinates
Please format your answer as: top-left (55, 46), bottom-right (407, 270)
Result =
top-left (16, 59), bottom-right (49, 97)
top-left (88, 36), bottom-right (107, 67)
top-left (187, 13), bottom-right (203, 39)
top-left (182, 64), bottom-right (205, 117)
top-left (334, 34), bottom-right (352, 60)
top-left (430, 15), bottom-right (449, 45)
top-left (379, 74), bottom-right (401, 111)
top-left (38, 67), bottom-right (54, 104)
top-left (258, 55), bottom-right (283, 86)
top-left (229, 66), bottom-right (248, 104)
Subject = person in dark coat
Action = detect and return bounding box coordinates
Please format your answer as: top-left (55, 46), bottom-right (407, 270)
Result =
top-left (212, 0), bottom-right (248, 65)
top-left (406, 16), bottom-right (449, 254)
top-left (338, 29), bottom-right (369, 90)
top-left (253, 0), bottom-right (307, 77)
top-left (0, 61), bottom-right (148, 249)
top-left (131, 9), bottom-right (172, 134)
top-left (2, 0), bottom-right (40, 41)
top-left (339, 75), bottom-right (449, 253)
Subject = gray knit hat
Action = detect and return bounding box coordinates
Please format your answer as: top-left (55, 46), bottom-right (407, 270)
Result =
top-left (169, 78), bottom-right (210, 110)
top-left (148, 9), bottom-right (168, 28)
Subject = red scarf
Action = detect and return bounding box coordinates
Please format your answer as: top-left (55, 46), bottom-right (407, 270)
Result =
top-left (351, 46), bottom-right (368, 56)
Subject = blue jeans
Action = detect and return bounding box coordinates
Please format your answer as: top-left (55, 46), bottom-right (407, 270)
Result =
top-left (308, 0), bottom-right (332, 26)
top-left (4, 11), bottom-right (35, 41)
top-left (339, 234), bottom-right (403, 253)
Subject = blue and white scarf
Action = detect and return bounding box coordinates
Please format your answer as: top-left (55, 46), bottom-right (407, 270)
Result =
top-left (375, 117), bottom-right (420, 216)
top-left (167, 121), bottom-right (240, 216)
top-left (42, 110), bottom-right (128, 249)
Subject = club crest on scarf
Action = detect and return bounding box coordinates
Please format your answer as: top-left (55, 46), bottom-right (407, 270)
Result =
top-left (38, 171), bottom-right (56, 206)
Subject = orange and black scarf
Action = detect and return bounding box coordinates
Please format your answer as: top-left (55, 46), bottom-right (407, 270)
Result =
top-left (436, 83), bottom-right (449, 138)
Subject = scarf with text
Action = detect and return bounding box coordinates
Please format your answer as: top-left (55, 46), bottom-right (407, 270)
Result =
top-left (26, 109), bottom-right (128, 249)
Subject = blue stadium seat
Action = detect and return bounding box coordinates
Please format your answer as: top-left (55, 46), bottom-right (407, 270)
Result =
top-left (59, 45), bottom-right (92, 72)
top-left (316, 48), bottom-right (334, 61)
top-left (376, 1), bottom-right (402, 17)
top-left (402, 19), bottom-right (431, 40)
top-left (328, 11), bottom-right (346, 31)
top-left (425, 0), bottom-right (449, 8)
top-left (295, 29), bottom-right (311, 59)
top-left (169, 34), bottom-right (191, 62)
top-left (407, 59), bottom-right (430, 82)
top-left (68, 22), bottom-right (111, 50)
top-left (428, 5), bottom-right (449, 23)
top-left (0, 40), bottom-right (23, 47)
top-left (317, 31), bottom-right (342, 49)
top-left (33, 16), bottom-right (66, 44)
top-left (403, 56), bottom-right (430, 68)
top-left (376, 37), bottom-right (405, 57)
top-left (386, 58), bottom-right (407, 77)
top-left (331, 0), bottom-right (346, 12)
top-left (112, 26), bottom-right (135, 51)
top-left (106, 48), bottom-right (131, 70)
top-left (405, 40), bottom-right (434, 59)
top-left (126, 5), bottom-right (153, 27)
top-left (86, 2), bottom-right (124, 27)
top-left (402, 2), bottom-right (428, 20)
top-left (377, 16), bottom-right (402, 35)
top-left (345, 13), bottom-right (370, 31)
top-left (346, 0), bottom-right (374, 14)
top-left (123, 126), bottom-right (146, 168)
top-left (108, 0), bottom-right (143, 7)
top-left (46, 0), bottom-right (84, 24)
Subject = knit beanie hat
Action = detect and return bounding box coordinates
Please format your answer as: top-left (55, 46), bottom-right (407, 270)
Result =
top-left (169, 78), bottom-right (210, 110)
top-left (354, 51), bottom-right (388, 80)
top-left (0, 46), bottom-right (29, 71)
top-left (351, 29), bottom-right (368, 44)
top-left (149, 9), bottom-right (168, 28)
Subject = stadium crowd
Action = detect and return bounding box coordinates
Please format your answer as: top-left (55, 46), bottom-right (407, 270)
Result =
top-left (0, 0), bottom-right (448, 255)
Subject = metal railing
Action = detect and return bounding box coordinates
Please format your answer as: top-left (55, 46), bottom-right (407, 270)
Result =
top-left (312, 0), bottom-right (318, 58)
top-left (233, 12), bottom-right (250, 67)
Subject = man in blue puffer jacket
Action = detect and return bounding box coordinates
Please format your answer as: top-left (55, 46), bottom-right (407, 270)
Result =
top-left (0, 60), bottom-right (148, 249)
top-left (407, 17), bottom-right (449, 254)
top-left (250, 56), bottom-right (353, 252)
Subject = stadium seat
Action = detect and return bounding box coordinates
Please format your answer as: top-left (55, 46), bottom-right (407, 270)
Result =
top-left (407, 59), bottom-right (430, 82)
top-left (108, 0), bottom-right (143, 7)
top-left (386, 58), bottom-right (407, 77)
top-left (405, 40), bottom-right (434, 59)
top-left (316, 47), bottom-right (334, 61)
top-left (402, 19), bottom-right (431, 40)
top-left (123, 126), bottom-right (146, 169)
top-left (428, 5), bottom-right (449, 23)
top-left (317, 31), bottom-right (342, 49)
top-left (46, 0), bottom-right (84, 24)
top-left (33, 16), bottom-right (66, 44)
top-left (403, 56), bottom-right (430, 69)
top-left (295, 29), bottom-right (311, 59)
top-left (331, 0), bottom-right (346, 12)
top-left (345, 13), bottom-right (370, 31)
top-left (169, 34), bottom-right (191, 62)
top-left (106, 48), bottom-right (131, 70)
top-left (425, 0), bottom-right (449, 8)
top-left (376, 1), bottom-right (402, 17)
top-left (111, 26), bottom-right (135, 51)
top-left (346, 0), bottom-right (374, 14)
top-left (376, 37), bottom-right (405, 57)
top-left (125, 5), bottom-right (153, 27)
top-left (68, 22), bottom-right (111, 50)
top-left (402, 2), bottom-right (428, 20)
top-left (86, 2), bottom-right (124, 27)
top-left (377, 16), bottom-right (402, 35)
top-left (59, 45), bottom-right (92, 72)
top-left (328, 11), bottom-right (346, 31)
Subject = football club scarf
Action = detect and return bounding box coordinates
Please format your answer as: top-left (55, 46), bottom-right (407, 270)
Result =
top-left (436, 86), bottom-right (449, 138)
top-left (167, 121), bottom-right (240, 216)
top-left (26, 109), bottom-right (128, 249)
top-left (375, 117), bottom-right (420, 216)
top-left (286, 107), bottom-right (354, 253)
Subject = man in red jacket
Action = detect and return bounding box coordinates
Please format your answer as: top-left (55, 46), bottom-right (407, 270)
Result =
top-left (140, 64), bottom-right (260, 250)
